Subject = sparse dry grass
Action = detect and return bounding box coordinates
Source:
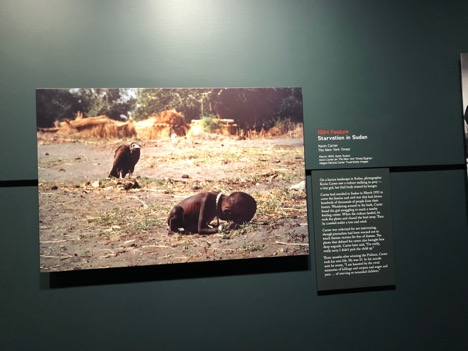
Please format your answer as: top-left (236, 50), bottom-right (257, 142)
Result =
top-left (38, 130), bottom-right (308, 271)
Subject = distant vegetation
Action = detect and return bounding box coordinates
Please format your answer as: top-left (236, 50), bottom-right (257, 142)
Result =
top-left (36, 88), bottom-right (303, 131)
top-left (199, 115), bottom-right (224, 133)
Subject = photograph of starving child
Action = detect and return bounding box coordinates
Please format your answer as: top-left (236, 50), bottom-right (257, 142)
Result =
top-left (37, 87), bottom-right (309, 272)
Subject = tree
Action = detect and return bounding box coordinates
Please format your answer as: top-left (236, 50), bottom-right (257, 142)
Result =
top-left (36, 89), bottom-right (84, 128)
top-left (72, 88), bottom-right (137, 121)
top-left (210, 87), bottom-right (303, 130)
top-left (134, 88), bottom-right (212, 121)
top-left (36, 87), bottom-right (303, 130)
top-left (133, 87), bottom-right (303, 129)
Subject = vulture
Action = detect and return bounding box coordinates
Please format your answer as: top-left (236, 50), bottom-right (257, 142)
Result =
top-left (109, 142), bottom-right (141, 178)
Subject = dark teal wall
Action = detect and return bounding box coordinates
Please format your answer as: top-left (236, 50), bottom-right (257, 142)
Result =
top-left (1, 1), bottom-right (467, 350)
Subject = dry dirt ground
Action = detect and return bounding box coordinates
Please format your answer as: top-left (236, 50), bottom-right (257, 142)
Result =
top-left (37, 132), bottom-right (309, 272)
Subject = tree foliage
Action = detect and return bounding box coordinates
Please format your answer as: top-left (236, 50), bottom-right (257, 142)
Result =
top-left (36, 87), bottom-right (302, 130)
top-left (36, 89), bottom-right (83, 128)
top-left (135, 88), bottom-right (212, 121)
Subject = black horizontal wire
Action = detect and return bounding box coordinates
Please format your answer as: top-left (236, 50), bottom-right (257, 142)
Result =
top-left (0, 179), bottom-right (38, 188)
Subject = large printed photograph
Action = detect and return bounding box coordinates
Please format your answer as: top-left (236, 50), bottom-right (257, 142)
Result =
top-left (37, 88), bottom-right (309, 272)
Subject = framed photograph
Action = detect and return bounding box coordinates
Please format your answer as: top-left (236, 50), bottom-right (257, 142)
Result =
top-left (37, 87), bottom-right (309, 272)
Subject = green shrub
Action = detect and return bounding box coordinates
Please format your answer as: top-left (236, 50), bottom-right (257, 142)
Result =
top-left (200, 115), bottom-right (223, 133)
